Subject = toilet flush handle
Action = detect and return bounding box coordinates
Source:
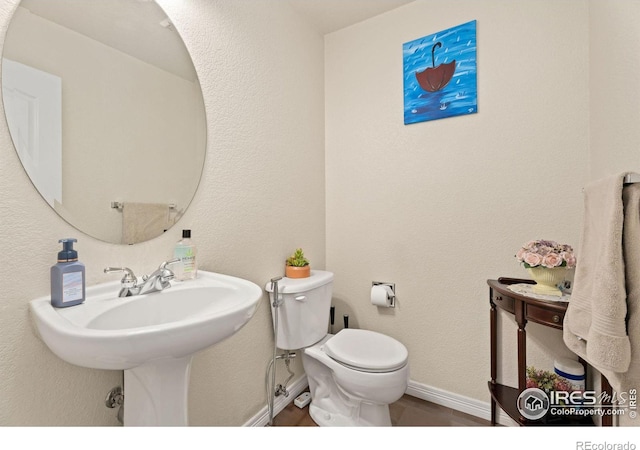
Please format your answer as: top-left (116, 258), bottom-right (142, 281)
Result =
top-left (294, 295), bottom-right (307, 302)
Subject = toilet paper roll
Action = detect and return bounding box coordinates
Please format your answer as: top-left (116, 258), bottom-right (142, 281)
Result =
top-left (371, 285), bottom-right (394, 307)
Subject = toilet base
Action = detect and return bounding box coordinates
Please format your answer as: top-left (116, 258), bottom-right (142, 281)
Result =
top-left (302, 333), bottom-right (407, 427)
top-left (308, 400), bottom-right (392, 427)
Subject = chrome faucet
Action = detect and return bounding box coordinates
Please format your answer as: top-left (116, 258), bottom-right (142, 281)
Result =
top-left (104, 259), bottom-right (180, 297)
top-left (138, 259), bottom-right (179, 295)
top-left (103, 266), bottom-right (139, 297)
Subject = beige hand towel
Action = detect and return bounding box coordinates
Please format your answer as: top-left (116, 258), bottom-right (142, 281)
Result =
top-left (563, 173), bottom-right (631, 373)
top-left (121, 202), bottom-right (170, 245)
top-left (615, 183), bottom-right (640, 425)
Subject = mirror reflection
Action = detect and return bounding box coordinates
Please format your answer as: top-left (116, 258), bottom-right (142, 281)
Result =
top-left (2, 0), bottom-right (206, 244)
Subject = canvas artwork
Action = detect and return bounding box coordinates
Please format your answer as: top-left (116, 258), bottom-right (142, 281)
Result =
top-left (403, 20), bottom-right (477, 125)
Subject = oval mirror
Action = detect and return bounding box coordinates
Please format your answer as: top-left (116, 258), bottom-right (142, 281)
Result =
top-left (1, 0), bottom-right (206, 244)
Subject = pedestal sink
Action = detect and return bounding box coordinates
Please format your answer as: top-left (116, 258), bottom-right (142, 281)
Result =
top-left (29, 270), bottom-right (262, 426)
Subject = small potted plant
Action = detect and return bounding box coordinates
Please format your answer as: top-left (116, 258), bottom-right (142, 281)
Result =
top-left (285, 248), bottom-right (310, 278)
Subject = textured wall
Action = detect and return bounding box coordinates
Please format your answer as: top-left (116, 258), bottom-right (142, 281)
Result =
top-left (0, 0), bottom-right (324, 426)
top-left (589, 0), bottom-right (640, 180)
top-left (1, 0), bottom-right (636, 428)
top-left (325, 0), bottom-right (590, 404)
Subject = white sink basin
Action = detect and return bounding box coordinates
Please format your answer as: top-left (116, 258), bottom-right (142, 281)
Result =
top-left (30, 270), bottom-right (262, 370)
top-left (29, 270), bottom-right (263, 425)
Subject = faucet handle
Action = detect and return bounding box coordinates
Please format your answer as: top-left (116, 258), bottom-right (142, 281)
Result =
top-left (104, 267), bottom-right (137, 288)
top-left (158, 258), bottom-right (180, 283)
top-left (160, 258), bottom-right (180, 269)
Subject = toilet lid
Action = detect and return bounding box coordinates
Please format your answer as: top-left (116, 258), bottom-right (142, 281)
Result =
top-left (323, 329), bottom-right (408, 373)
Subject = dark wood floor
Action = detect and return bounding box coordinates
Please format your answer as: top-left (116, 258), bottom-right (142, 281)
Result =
top-left (271, 393), bottom-right (491, 426)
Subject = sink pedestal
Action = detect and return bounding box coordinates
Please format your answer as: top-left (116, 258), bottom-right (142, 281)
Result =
top-left (124, 355), bottom-right (193, 426)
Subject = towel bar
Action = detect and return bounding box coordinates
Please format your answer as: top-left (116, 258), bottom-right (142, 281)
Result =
top-left (111, 202), bottom-right (177, 211)
top-left (624, 173), bottom-right (640, 184)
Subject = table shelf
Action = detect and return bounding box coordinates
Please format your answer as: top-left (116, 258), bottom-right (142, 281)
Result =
top-left (488, 278), bottom-right (611, 426)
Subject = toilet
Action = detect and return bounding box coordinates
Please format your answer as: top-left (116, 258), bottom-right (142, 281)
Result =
top-left (266, 270), bottom-right (409, 426)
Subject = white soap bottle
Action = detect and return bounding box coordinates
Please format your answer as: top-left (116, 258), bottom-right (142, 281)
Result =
top-left (174, 229), bottom-right (197, 280)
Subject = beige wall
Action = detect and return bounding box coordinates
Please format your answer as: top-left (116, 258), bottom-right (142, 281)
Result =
top-left (589, 0), bottom-right (640, 180)
top-left (324, 0), bottom-right (640, 416)
top-left (0, 0), bottom-right (324, 425)
top-left (325, 0), bottom-right (590, 404)
top-left (0, 0), bottom-right (638, 427)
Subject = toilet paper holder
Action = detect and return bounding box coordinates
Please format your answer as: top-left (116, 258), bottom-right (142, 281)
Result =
top-left (372, 281), bottom-right (396, 308)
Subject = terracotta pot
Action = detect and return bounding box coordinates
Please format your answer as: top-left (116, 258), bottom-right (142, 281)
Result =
top-left (285, 265), bottom-right (310, 278)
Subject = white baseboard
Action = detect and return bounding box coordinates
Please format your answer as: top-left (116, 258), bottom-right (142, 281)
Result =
top-left (245, 377), bottom-right (516, 427)
top-left (406, 380), bottom-right (516, 426)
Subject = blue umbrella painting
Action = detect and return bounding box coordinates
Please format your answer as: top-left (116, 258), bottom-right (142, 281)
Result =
top-left (403, 20), bottom-right (477, 125)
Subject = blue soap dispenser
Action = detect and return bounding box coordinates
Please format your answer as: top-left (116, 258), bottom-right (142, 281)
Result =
top-left (50, 238), bottom-right (86, 308)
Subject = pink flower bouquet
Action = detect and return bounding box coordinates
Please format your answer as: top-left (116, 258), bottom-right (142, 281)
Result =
top-left (515, 239), bottom-right (576, 269)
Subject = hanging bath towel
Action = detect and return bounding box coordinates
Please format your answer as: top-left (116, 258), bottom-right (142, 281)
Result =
top-left (563, 173), bottom-right (632, 373)
top-left (121, 202), bottom-right (171, 245)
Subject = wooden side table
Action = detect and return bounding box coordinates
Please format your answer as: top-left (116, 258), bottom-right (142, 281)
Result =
top-left (488, 277), bottom-right (612, 426)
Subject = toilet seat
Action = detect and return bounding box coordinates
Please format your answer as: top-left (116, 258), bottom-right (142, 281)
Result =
top-left (323, 329), bottom-right (408, 373)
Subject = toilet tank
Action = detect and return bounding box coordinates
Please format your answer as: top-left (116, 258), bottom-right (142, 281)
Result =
top-left (265, 270), bottom-right (333, 350)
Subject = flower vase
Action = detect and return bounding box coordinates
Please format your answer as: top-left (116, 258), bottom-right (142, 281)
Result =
top-left (527, 267), bottom-right (567, 296)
